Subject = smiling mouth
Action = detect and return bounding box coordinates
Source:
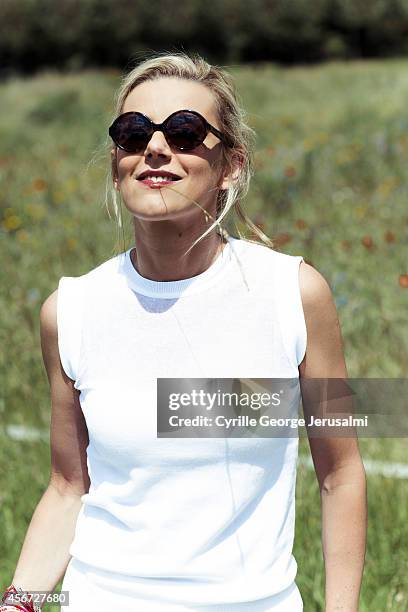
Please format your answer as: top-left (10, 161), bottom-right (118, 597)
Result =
top-left (136, 175), bottom-right (182, 188)
top-left (139, 176), bottom-right (180, 182)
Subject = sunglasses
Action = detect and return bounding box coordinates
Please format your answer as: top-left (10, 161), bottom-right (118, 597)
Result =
top-left (108, 109), bottom-right (232, 153)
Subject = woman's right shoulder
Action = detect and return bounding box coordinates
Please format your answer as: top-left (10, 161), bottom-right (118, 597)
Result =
top-left (40, 288), bottom-right (58, 338)
top-left (39, 277), bottom-right (79, 332)
top-left (39, 249), bottom-right (125, 336)
top-left (39, 288), bottom-right (61, 383)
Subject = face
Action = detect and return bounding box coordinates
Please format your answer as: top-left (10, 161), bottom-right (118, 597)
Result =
top-left (111, 77), bottom-right (231, 223)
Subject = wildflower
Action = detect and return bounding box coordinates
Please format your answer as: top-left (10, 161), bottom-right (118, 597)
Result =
top-left (361, 236), bottom-right (374, 250)
top-left (284, 166), bottom-right (296, 178)
top-left (384, 230), bottom-right (396, 243)
top-left (33, 178), bottom-right (47, 191)
top-left (3, 215), bottom-right (22, 231)
top-left (295, 219), bottom-right (307, 230)
top-left (399, 275), bottom-right (408, 288)
top-left (274, 232), bottom-right (292, 246)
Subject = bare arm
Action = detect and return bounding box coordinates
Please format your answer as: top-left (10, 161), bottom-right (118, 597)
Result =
top-left (8, 289), bottom-right (90, 598)
top-left (298, 262), bottom-right (367, 612)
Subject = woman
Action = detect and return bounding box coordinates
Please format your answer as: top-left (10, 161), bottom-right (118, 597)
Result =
top-left (1, 52), bottom-right (367, 612)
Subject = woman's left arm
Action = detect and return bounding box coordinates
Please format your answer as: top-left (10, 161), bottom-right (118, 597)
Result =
top-left (298, 262), bottom-right (367, 612)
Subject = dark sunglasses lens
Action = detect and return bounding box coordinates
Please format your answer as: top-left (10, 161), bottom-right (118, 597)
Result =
top-left (166, 112), bottom-right (207, 150)
top-left (111, 114), bottom-right (150, 152)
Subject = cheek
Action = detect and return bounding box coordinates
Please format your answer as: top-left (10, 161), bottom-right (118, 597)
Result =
top-left (117, 155), bottom-right (139, 179)
top-left (187, 156), bottom-right (221, 184)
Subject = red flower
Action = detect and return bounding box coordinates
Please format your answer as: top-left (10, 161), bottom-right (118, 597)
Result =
top-left (33, 178), bottom-right (47, 191)
top-left (274, 232), bottom-right (292, 246)
top-left (399, 274), bottom-right (408, 288)
top-left (361, 235), bottom-right (374, 250)
top-left (295, 218), bottom-right (307, 230)
top-left (284, 166), bottom-right (296, 178)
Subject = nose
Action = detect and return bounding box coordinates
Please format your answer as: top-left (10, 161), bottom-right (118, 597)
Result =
top-left (144, 129), bottom-right (172, 159)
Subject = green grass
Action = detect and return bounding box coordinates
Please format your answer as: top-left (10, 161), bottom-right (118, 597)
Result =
top-left (0, 60), bottom-right (407, 610)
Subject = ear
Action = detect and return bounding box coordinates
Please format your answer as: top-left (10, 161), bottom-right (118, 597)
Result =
top-left (219, 149), bottom-right (245, 190)
top-left (111, 148), bottom-right (120, 191)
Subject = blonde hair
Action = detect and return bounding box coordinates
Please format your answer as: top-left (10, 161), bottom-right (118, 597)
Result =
top-left (105, 50), bottom-right (274, 254)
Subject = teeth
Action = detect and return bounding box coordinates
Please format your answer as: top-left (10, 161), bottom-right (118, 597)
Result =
top-left (142, 175), bottom-right (176, 182)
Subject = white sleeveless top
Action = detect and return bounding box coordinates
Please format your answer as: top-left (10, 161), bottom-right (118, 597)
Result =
top-left (57, 235), bottom-right (307, 607)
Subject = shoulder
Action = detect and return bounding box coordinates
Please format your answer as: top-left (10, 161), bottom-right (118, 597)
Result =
top-left (298, 261), bottom-right (339, 334)
top-left (40, 288), bottom-right (58, 339)
top-left (39, 277), bottom-right (84, 365)
top-left (238, 239), bottom-right (334, 303)
top-left (39, 289), bottom-right (61, 381)
top-left (298, 261), bottom-right (334, 313)
top-left (234, 238), bottom-right (299, 267)
top-left (298, 262), bottom-right (346, 377)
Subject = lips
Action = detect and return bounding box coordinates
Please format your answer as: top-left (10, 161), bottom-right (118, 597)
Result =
top-left (136, 170), bottom-right (183, 189)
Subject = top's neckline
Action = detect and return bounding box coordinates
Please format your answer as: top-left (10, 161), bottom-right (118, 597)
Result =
top-left (121, 235), bottom-right (239, 299)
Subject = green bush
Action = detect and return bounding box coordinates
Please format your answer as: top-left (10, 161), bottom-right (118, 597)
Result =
top-left (3, 0), bottom-right (408, 73)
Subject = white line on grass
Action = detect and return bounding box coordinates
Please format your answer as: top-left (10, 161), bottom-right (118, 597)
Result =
top-left (4, 424), bottom-right (49, 442)
top-left (3, 425), bottom-right (408, 479)
top-left (297, 454), bottom-right (408, 480)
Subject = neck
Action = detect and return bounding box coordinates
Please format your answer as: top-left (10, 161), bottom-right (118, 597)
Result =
top-left (130, 229), bottom-right (226, 282)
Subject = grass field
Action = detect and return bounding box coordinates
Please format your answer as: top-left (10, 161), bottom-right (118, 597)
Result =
top-left (0, 59), bottom-right (407, 610)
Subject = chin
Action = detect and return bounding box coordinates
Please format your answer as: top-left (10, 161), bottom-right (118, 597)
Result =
top-left (128, 201), bottom-right (193, 221)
